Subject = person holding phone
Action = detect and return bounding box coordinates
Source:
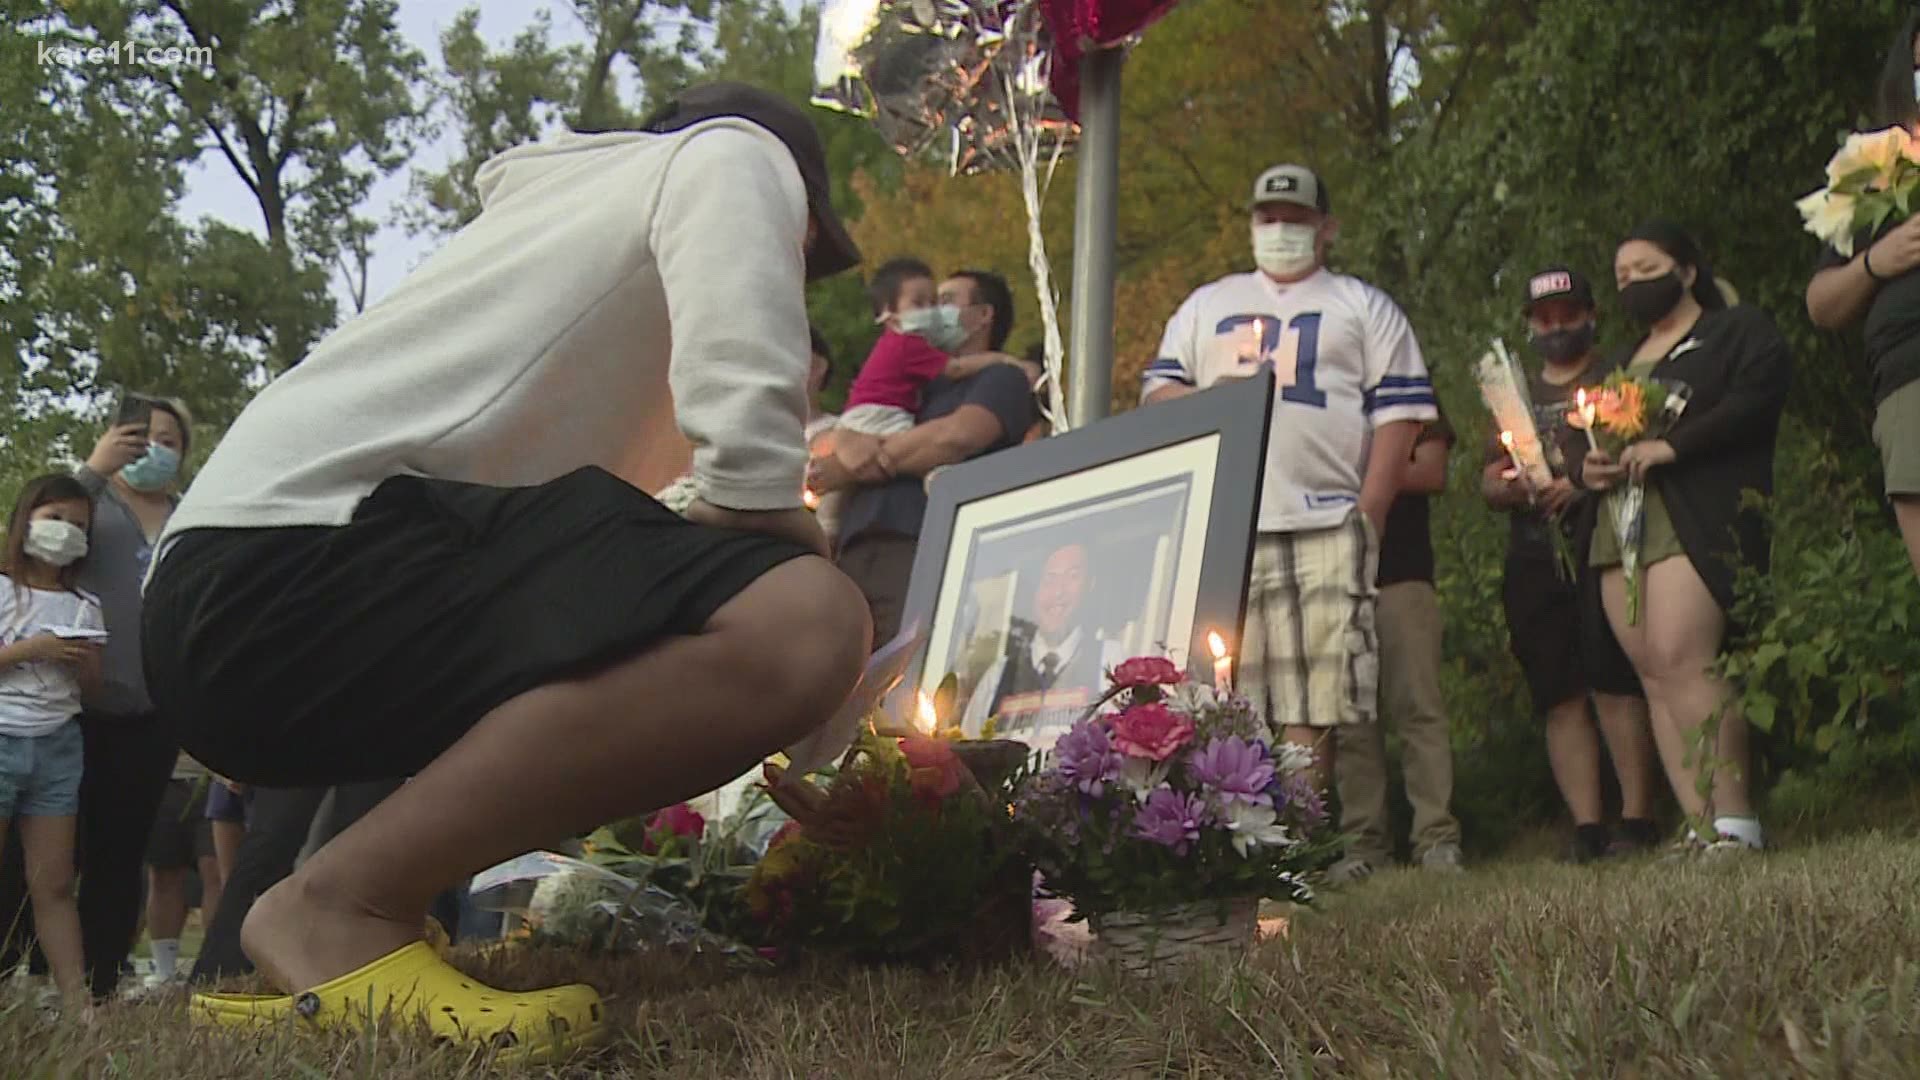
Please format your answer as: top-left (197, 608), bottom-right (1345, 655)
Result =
top-left (0, 393), bottom-right (193, 1000)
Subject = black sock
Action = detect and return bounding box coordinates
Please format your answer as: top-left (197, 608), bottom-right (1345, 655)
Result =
top-left (1574, 823), bottom-right (1611, 859)
top-left (1619, 818), bottom-right (1660, 846)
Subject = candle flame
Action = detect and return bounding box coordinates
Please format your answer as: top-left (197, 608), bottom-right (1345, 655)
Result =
top-left (1208, 630), bottom-right (1227, 660)
top-left (915, 691), bottom-right (937, 735)
top-left (802, 487), bottom-right (820, 511)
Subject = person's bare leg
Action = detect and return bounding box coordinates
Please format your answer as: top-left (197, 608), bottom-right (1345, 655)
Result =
top-left (1593, 692), bottom-right (1658, 821)
top-left (1640, 557), bottom-right (1749, 819)
top-left (147, 866), bottom-right (189, 944)
top-left (1894, 495), bottom-right (1920, 579)
top-left (241, 556), bottom-right (870, 993)
top-left (212, 819), bottom-right (243, 882)
top-left (1601, 569), bottom-right (1707, 819)
top-left (1284, 725), bottom-right (1335, 797)
top-left (19, 816), bottom-right (87, 1009)
top-left (1543, 696), bottom-right (1603, 825)
top-left (196, 853), bottom-right (224, 936)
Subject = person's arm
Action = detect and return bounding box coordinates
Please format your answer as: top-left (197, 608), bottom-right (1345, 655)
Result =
top-left (0, 637), bottom-right (50, 669)
top-left (1140, 293), bottom-right (1203, 405)
top-left (944, 352), bottom-right (1037, 382)
top-left (1402, 434), bottom-right (1449, 495)
top-left (1359, 420), bottom-right (1419, 530)
top-left (882, 365), bottom-right (1037, 477)
top-left (1807, 215), bottom-right (1920, 329)
top-left (1659, 309), bottom-right (1794, 465)
top-left (1481, 457), bottom-right (1530, 509)
top-left (653, 124), bottom-right (811, 513)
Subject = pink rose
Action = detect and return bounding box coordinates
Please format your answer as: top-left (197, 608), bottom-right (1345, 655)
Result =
top-left (1108, 703), bottom-right (1195, 761)
top-left (899, 736), bottom-right (965, 803)
top-left (642, 802), bottom-right (706, 853)
top-left (1110, 656), bottom-right (1185, 689)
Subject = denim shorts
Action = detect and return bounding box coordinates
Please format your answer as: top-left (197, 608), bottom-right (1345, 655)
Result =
top-left (0, 722), bottom-right (86, 818)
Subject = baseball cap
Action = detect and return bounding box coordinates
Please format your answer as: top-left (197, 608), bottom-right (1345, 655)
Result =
top-left (1521, 266), bottom-right (1596, 313)
top-left (638, 82), bottom-right (863, 281)
top-left (1250, 164), bottom-right (1331, 214)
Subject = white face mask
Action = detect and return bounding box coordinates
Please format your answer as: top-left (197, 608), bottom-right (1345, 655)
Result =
top-left (896, 305), bottom-right (967, 351)
top-left (1252, 221), bottom-right (1319, 278)
top-left (24, 519), bottom-right (88, 568)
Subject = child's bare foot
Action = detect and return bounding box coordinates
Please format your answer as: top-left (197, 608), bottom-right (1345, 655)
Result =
top-left (241, 875), bottom-right (424, 994)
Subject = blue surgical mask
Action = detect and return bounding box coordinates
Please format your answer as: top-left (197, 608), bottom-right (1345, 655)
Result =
top-left (120, 443), bottom-right (181, 492)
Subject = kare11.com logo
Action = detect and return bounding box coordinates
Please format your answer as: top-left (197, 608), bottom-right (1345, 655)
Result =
top-left (37, 39), bottom-right (214, 70)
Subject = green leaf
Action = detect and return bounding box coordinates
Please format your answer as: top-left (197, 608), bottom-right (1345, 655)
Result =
top-left (1814, 725), bottom-right (1840, 754)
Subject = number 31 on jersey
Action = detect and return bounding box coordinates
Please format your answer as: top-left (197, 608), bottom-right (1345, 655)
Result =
top-left (1215, 313), bottom-right (1327, 408)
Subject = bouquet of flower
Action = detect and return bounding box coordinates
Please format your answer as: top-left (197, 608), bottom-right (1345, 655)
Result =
top-left (1012, 656), bottom-right (1339, 925)
top-left (1565, 370), bottom-right (1690, 625)
top-left (740, 732), bottom-right (1031, 962)
top-left (1796, 126), bottom-right (1920, 257)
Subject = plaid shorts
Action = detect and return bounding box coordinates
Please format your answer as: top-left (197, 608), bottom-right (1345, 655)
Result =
top-left (1239, 513), bottom-right (1380, 732)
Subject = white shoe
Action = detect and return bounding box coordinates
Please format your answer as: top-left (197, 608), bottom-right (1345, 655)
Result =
top-left (1419, 843), bottom-right (1465, 873)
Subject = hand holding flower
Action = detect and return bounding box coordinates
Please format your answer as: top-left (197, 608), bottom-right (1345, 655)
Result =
top-left (1868, 213), bottom-right (1920, 279)
top-left (1582, 447), bottom-right (1623, 491)
top-left (1617, 439), bottom-right (1676, 484)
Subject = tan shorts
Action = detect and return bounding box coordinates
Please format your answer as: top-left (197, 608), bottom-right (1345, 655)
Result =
top-left (1238, 513), bottom-right (1379, 732)
top-left (1874, 378), bottom-right (1920, 496)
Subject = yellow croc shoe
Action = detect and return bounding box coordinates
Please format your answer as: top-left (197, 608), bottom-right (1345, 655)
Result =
top-left (191, 941), bottom-right (603, 1065)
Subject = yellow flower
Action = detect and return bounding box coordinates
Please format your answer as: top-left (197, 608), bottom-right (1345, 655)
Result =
top-left (1828, 127), bottom-right (1912, 192)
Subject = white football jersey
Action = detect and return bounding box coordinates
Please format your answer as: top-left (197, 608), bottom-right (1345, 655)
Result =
top-left (1142, 268), bottom-right (1437, 533)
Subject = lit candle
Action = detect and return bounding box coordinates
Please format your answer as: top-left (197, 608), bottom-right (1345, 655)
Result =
top-left (1574, 389), bottom-right (1600, 453)
top-left (915, 690), bottom-right (938, 736)
top-left (1208, 630), bottom-right (1232, 692)
top-left (1499, 430), bottom-right (1524, 479)
top-left (802, 487), bottom-right (820, 511)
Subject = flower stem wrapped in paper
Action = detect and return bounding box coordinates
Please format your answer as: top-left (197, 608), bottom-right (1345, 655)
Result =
top-left (1474, 338), bottom-right (1555, 491)
top-left (1565, 370), bottom-right (1691, 626)
top-left (1796, 126), bottom-right (1920, 257)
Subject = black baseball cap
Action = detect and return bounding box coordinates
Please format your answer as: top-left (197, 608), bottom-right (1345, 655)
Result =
top-left (1522, 265), bottom-right (1595, 313)
top-left (639, 82), bottom-right (862, 281)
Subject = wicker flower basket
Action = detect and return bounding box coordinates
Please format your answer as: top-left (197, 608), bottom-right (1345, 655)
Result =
top-left (1089, 897), bottom-right (1258, 977)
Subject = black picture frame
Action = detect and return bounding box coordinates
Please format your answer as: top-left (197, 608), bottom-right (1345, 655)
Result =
top-left (895, 369), bottom-right (1275, 717)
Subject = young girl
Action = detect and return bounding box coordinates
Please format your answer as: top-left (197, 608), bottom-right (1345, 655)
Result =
top-left (0, 475), bottom-right (106, 1013)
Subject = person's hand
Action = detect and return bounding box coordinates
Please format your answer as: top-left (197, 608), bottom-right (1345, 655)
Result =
top-left (1359, 496), bottom-right (1389, 537)
top-left (1617, 439), bottom-right (1676, 484)
top-left (832, 432), bottom-right (893, 485)
top-left (1538, 477), bottom-right (1581, 518)
top-left (807, 454), bottom-right (853, 494)
top-left (1000, 356), bottom-right (1044, 385)
top-left (684, 500), bottom-right (831, 559)
top-left (1869, 214), bottom-right (1920, 278)
top-left (23, 635), bottom-right (98, 667)
top-left (86, 422), bottom-right (148, 477)
top-left (1582, 448), bottom-right (1624, 491)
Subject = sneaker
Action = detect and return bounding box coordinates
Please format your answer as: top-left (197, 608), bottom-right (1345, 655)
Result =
top-left (1701, 835), bottom-right (1762, 860)
top-left (1565, 823), bottom-right (1612, 864)
top-left (1418, 843), bottom-right (1464, 873)
top-left (1326, 857), bottom-right (1376, 885)
top-left (1606, 818), bottom-right (1661, 858)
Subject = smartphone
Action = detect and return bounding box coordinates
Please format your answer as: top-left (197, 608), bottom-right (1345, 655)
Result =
top-left (112, 390), bottom-right (152, 435)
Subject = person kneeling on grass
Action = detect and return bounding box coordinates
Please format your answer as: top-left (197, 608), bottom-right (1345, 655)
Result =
top-left (140, 82), bottom-right (872, 1062)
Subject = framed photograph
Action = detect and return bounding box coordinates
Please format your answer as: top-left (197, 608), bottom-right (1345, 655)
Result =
top-left (896, 370), bottom-right (1275, 752)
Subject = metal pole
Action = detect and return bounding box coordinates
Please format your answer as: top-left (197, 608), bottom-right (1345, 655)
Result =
top-left (1067, 46), bottom-right (1124, 428)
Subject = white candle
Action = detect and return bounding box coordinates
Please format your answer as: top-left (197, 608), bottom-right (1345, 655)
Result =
top-left (1499, 430), bottom-right (1524, 477)
top-left (1575, 389), bottom-right (1600, 453)
top-left (1208, 630), bottom-right (1232, 692)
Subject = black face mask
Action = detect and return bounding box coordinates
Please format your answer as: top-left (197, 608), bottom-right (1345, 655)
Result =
top-left (1531, 322), bottom-right (1596, 364)
top-left (1619, 272), bottom-right (1685, 326)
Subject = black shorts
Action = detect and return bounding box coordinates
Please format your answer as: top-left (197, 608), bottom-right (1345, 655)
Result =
top-left (142, 467), bottom-right (809, 788)
top-left (147, 778), bottom-right (213, 869)
top-left (1502, 554), bottom-right (1641, 713)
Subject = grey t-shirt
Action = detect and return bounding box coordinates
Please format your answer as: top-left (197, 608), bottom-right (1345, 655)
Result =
top-left (74, 466), bottom-right (172, 716)
top-left (835, 365), bottom-right (1038, 549)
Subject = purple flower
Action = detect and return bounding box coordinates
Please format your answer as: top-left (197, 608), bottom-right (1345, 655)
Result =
top-left (1132, 788), bottom-right (1210, 855)
top-left (1054, 720), bottom-right (1123, 796)
top-left (1277, 773), bottom-right (1327, 830)
top-left (1187, 737), bottom-right (1275, 808)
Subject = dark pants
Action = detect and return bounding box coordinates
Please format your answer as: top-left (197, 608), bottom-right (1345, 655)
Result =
top-left (837, 531), bottom-right (917, 651)
top-left (191, 780), bottom-right (401, 981)
top-left (0, 713), bottom-right (175, 999)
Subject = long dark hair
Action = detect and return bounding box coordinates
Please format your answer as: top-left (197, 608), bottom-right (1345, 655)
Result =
top-left (1623, 219), bottom-right (1727, 313)
top-left (1874, 8), bottom-right (1920, 128)
top-left (2, 474), bottom-right (93, 598)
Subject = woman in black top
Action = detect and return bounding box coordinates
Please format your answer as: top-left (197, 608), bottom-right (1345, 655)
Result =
top-left (1805, 12), bottom-right (1920, 580)
top-left (1581, 222), bottom-right (1792, 856)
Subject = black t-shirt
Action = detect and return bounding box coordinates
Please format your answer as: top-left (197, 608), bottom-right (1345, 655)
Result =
top-left (1482, 354), bottom-right (1621, 562)
top-left (1819, 233), bottom-right (1920, 405)
top-left (836, 365), bottom-right (1039, 550)
top-left (1376, 410), bottom-right (1454, 587)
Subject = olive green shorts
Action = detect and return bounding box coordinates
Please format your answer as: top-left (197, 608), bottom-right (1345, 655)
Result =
top-left (1875, 379), bottom-right (1920, 496)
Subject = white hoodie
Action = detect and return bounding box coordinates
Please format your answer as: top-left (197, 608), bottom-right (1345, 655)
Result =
top-left (156, 118), bottom-right (814, 557)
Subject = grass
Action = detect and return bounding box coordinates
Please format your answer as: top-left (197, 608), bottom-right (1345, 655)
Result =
top-left (6, 832), bottom-right (1920, 1077)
